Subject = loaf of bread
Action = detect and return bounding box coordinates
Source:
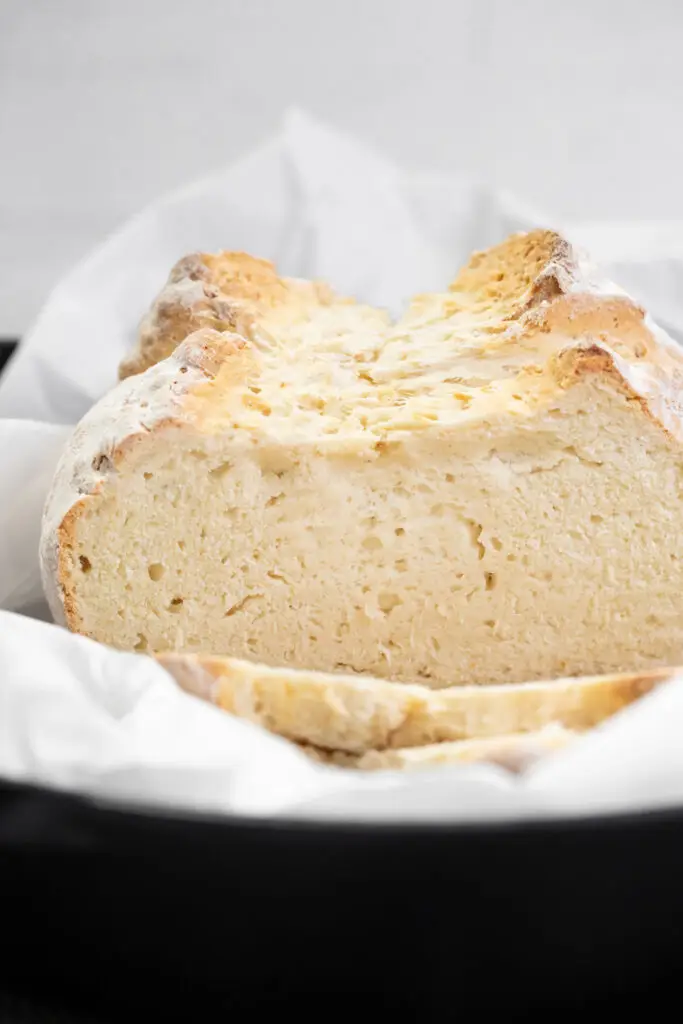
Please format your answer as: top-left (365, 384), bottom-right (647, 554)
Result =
top-left (41, 229), bottom-right (683, 691)
top-left (157, 652), bottom-right (671, 754)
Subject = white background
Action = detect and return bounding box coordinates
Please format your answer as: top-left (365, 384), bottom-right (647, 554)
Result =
top-left (1, 0), bottom-right (683, 336)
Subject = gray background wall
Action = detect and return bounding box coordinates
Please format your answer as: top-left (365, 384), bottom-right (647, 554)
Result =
top-left (1, 0), bottom-right (682, 335)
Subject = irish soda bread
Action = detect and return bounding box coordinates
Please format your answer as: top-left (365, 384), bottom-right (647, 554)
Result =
top-left (41, 229), bottom-right (683, 688)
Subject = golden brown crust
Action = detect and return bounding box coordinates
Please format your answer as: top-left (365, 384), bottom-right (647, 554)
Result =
top-left (448, 228), bottom-right (576, 316)
top-left (119, 252), bottom-right (340, 379)
top-left (125, 234), bottom-right (575, 381)
top-left (56, 497), bottom-right (90, 634)
top-left (118, 230), bottom-right (683, 449)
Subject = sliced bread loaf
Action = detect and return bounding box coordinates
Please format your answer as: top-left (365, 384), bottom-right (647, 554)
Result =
top-left (157, 651), bottom-right (671, 754)
top-left (41, 230), bottom-right (683, 687)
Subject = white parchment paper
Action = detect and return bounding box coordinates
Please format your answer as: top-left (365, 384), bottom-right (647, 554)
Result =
top-left (3, 109), bottom-right (683, 823)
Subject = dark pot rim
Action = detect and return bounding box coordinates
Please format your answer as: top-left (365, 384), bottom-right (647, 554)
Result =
top-left (3, 773), bottom-right (683, 841)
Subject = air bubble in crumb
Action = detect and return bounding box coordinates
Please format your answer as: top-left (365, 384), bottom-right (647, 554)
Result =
top-left (148, 563), bottom-right (165, 582)
top-left (134, 634), bottom-right (148, 651)
top-left (362, 535), bottom-right (383, 551)
top-left (79, 556), bottom-right (92, 573)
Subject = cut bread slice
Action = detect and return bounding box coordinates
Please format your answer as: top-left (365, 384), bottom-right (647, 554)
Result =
top-left (42, 229), bottom-right (683, 687)
top-left (156, 652), bottom-right (674, 754)
top-left (303, 725), bottom-right (576, 772)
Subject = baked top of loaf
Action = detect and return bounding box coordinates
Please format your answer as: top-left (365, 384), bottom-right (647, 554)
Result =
top-left (41, 229), bottom-right (683, 689)
top-left (118, 231), bottom-right (683, 443)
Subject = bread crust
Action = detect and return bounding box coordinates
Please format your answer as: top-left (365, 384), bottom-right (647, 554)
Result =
top-left (40, 329), bottom-right (238, 628)
top-left (119, 252), bottom-right (341, 379)
top-left (115, 230), bottom-right (683, 441)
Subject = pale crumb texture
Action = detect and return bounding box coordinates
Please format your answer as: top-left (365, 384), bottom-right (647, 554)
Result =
top-left (156, 653), bottom-right (673, 754)
top-left (304, 725), bottom-right (576, 773)
top-left (42, 229), bottom-right (683, 689)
